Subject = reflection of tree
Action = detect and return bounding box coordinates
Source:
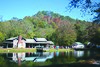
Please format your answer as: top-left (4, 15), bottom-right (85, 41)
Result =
top-left (0, 56), bottom-right (7, 67)
top-left (47, 52), bottom-right (77, 64)
top-left (20, 52), bottom-right (77, 66)
top-left (0, 56), bottom-right (18, 67)
top-left (1, 51), bottom-right (100, 67)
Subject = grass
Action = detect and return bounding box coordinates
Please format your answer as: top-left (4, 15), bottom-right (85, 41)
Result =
top-left (46, 48), bottom-right (73, 52)
top-left (0, 48), bottom-right (73, 53)
top-left (0, 48), bottom-right (36, 53)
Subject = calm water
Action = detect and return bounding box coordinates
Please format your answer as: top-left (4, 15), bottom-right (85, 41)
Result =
top-left (0, 50), bottom-right (100, 67)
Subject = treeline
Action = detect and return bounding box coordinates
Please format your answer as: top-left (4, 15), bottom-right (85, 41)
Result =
top-left (0, 11), bottom-right (100, 46)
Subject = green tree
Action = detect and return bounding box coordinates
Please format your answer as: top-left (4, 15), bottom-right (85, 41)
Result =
top-left (0, 32), bottom-right (5, 44)
top-left (0, 11), bottom-right (91, 45)
top-left (90, 25), bottom-right (100, 45)
top-left (52, 21), bottom-right (77, 46)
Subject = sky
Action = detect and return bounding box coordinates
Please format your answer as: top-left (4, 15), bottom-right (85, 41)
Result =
top-left (0, 0), bottom-right (97, 21)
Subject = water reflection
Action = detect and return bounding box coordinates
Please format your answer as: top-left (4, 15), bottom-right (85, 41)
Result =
top-left (74, 50), bottom-right (84, 58)
top-left (54, 51), bottom-right (59, 56)
top-left (6, 52), bottom-right (54, 62)
top-left (5, 50), bottom-right (100, 62)
top-left (1, 50), bottom-right (100, 66)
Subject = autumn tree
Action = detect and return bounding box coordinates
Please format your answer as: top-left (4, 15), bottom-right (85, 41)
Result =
top-left (52, 21), bottom-right (77, 46)
top-left (68, 0), bottom-right (100, 45)
top-left (0, 32), bottom-right (5, 44)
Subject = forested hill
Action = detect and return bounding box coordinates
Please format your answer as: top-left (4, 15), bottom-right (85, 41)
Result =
top-left (34, 11), bottom-right (76, 23)
top-left (1, 11), bottom-right (99, 46)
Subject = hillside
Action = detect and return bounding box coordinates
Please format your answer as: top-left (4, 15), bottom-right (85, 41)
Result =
top-left (0, 11), bottom-right (95, 46)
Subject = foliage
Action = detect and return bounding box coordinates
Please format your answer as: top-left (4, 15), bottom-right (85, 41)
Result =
top-left (0, 32), bottom-right (5, 44)
top-left (68, 0), bottom-right (100, 23)
top-left (51, 21), bottom-right (77, 46)
top-left (67, 0), bottom-right (100, 44)
top-left (74, 20), bottom-right (91, 43)
top-left (90, 25), bottom-right (100, 45)
top-left (0, 56), bottom-right (18, 67)
top-left (0, 11), bottom-right (98, 45)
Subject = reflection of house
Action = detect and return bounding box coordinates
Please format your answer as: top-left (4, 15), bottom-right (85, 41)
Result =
top-left (3, 36), bottom-right (54, 48)
top-left (74, 51), bottom-right (84, 58)
top-left (25, 52), bottom-right (54, 62)
top-left (6, 52), bottom-right (54, 63)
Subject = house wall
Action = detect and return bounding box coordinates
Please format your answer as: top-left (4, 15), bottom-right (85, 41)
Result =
top-left (13, 40), bottom-right (26, 48)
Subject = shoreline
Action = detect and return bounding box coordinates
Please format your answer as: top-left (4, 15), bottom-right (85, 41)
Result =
top-left (0, 48), bottom-right (100, 53)
top-left (0, 48), bottom-right (73, 53)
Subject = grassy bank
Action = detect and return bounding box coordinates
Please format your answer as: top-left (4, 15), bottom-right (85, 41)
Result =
top-left (0, 48), bottom-right (36, 53)
top-left (0, 48), bottom-right (73, 53)
top-left (46, 48), bottom-right (73, 52)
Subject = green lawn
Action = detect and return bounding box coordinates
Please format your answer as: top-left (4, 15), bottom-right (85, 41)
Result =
top-left (0, 48), bottom-right (73, 53)
top-left (0, 48), bottom-right (36, 53)
top-left (46, 48), bottom-right (73, 52)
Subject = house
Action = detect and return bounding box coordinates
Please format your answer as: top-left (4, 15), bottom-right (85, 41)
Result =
top-left (72, 42), bottom-right (85, 49)
top-left (3, 36), bottom-right (54, 49)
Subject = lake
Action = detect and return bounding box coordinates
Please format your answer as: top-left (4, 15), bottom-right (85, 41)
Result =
top-left (0, 50), bottom-right (100, 67)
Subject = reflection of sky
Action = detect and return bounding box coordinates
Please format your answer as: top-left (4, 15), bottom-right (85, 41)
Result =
top-left (25, 57), bottom-right (36, 61)
top-left (33, 58), bottom-right (47, 62)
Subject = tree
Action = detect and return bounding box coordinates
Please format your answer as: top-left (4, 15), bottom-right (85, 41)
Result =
top-left (52, 21), bottom-right (77, 46)
top-left (68, 0), bottom-right (100, 23)
top-left (93, 26), bottom-right (100, 45)
top-left (86, 24), bottom-right (100, 45)
top-left (0, 32), bottom-right (5, 44)
top-left (68, 0), bottom-right (100, 45)
top-left (74, 20), bottom-right (91, 43)
top-left (0, 11), bottom-right (90, 45)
